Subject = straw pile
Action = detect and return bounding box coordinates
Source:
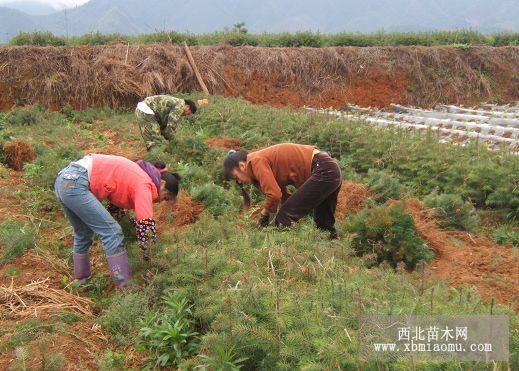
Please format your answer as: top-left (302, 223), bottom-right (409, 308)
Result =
top-left (335, 182), bottom-right (370, 220)
top-left (2, 139), bottom-right (37, 171)
top-left (154, 191), bottom-right (204, 230)
top-left (204, 136), bottom-right (244, 150)
top-left (0, 45), bottom-right (517, 109)
top-left (0, 278), bottom-right (94, 318)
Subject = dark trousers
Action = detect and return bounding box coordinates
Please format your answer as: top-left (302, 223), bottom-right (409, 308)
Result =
top-left (275, 152), bottom-right (342, 234)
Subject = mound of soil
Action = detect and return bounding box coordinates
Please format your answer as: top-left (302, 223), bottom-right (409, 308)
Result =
top-left (2, 139), bottom-right (36, 171)
top-left (204, 136), bottom-right (244, 150)
top-left (335, 182), bottom-right (370, 220)
top-left (406, 199), bottom-right (519, 310)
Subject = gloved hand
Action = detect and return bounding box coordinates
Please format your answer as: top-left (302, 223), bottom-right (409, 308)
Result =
top-left (135, 218), bottom-right (157, 262)
top-left (259, 213), bottom-right (271, 227)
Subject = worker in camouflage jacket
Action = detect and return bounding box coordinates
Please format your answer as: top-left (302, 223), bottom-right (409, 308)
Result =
top-left (135, 95), bottom-right (198, 151)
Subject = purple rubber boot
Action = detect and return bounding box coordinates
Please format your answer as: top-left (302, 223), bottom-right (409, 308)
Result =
top-left (106, 251), bottom-right (132, 289)
top-left (72, 252), bottom-right (91, 283)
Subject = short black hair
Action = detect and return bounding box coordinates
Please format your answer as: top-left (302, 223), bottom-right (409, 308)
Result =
top-left (162, 172), bottom-right (181, 196)
top-left (222, 149), bottom-right (248, 181)
top-left (184, 99), bottom-right (197, 114)
top-left (154, 161), bottom-right (182, 196)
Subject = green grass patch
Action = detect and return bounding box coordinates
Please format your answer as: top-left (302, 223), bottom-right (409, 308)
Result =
top-left (0, 220), bottom-right (35, 265)
top-left (97, 291), bottom-right (149, 346)
top-left (9, 30), bottom-right (519, 47)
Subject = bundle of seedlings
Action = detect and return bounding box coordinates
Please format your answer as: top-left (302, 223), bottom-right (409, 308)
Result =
top-left (423, 192), bottom-right (480, 232)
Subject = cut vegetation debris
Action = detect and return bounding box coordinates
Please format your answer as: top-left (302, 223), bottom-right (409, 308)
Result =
top-left (0, 278), bottom-right (94, 318)
top-left (2, 139), bottom-right (37, 171)
top-left (154, 191), bottom-right (204, 230)
top-left (0, 45), bottom-right (518, 110)
top-left (335, 182), bottom-right (370, 220)
top-left (308, 102), bottom-right (519, 152)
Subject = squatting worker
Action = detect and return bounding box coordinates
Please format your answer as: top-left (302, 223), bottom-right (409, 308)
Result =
top-left (223, 143), bottom-right (342, 239)
top-left (54, 154), bottom-right (181, 288)
top-left (135, 95), bottom-right (197, 151)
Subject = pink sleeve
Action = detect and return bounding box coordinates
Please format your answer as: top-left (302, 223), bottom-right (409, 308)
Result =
top-left (134, 183), bottom-right (154, 221)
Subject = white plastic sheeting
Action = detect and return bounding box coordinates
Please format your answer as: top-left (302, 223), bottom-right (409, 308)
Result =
top-left (390, 104), bottom-right (519, 128)
top-left (435, 104), bottom-right (519, 119)
top-left (306, 103), bottom-right (519, 153)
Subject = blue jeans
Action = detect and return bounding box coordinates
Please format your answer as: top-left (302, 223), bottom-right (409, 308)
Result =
top-left (54, 163), bottom-right (124, 256)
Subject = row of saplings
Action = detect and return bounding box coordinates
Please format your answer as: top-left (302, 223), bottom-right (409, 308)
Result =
top-left (0, 105), bottom-right (486, 369)
top-left (0, 136), bottom-right (481, 272)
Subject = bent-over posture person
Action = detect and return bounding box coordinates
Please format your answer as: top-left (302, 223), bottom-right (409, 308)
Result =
top-left (135, 95), bottom-right (197, 151)
top-left (54, 154), bottom-right (180, 288)
top-left (223, 143), bottom-right (342, 238)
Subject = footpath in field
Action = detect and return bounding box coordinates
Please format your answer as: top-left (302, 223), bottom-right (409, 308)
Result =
top-left (308, 102), bottom-right (519, 153)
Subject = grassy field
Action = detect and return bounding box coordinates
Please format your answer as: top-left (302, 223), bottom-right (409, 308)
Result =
top-left (0, 97), bottom-right (517, 369)
top-left (8, 30), bottom-right (519, 47)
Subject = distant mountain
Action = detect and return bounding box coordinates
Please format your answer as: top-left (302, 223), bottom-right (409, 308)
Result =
top-left (1, 0), bottom-right (518, 43)
top-left (1, 1), bottom-right (56, 15)
top-left (0, 6), bottom-right (38, 40)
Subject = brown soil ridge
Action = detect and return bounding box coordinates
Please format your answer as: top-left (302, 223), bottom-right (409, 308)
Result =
top-left (407, 199), bottom-right (519, 310)
top-left (0, 45), bottom-right (518, 110)
top-left (0, 169), bottom-right (28, 223)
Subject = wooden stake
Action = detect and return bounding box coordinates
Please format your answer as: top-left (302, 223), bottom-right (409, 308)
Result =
top-left (182, 41), bottom-right (209, 96)
top-left (124, 42), bottom-right (130, 65)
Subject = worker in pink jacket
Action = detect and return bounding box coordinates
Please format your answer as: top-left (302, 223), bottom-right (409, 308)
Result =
top-left (54, 154), bottom-right (181, 288)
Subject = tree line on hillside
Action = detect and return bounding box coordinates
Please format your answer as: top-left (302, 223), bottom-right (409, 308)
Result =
top-left (7, 29), bottom-right (519, 47)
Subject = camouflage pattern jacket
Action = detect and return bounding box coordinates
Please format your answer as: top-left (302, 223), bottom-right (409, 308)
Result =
top-left (143, 95), bottom-right (186, 140)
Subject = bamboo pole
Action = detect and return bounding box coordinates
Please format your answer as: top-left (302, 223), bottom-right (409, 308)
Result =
top-left (182, 41), bottom-right (209, 96)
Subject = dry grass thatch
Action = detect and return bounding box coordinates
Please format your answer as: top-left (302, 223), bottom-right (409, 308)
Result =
top-left (2, 139), bottom-right (37, 171)
top-left (0, 277), bottom-right (94, 318)
top-left (0, 45), bottom-right (517, 109)
top-left (335, 182), bottom-right (370, 220)
top-left (154, 191), bottom-right (204, 230)
top-left (204, 136), bottom-right (244, 150)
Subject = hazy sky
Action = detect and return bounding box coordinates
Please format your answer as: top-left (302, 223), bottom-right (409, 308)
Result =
top-left (0, 0), bottom-right (89, 9)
